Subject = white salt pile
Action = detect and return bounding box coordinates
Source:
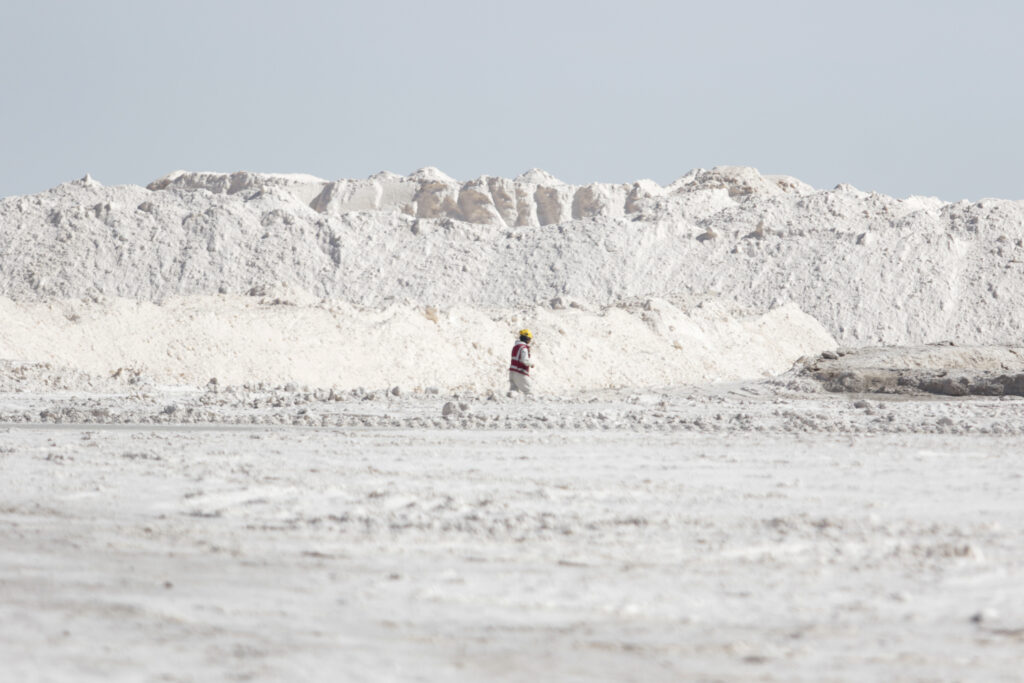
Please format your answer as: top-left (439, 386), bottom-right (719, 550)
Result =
top-left (2, 165), bottom-right (1022, 389)
top-left (0, 295), bottom-right (831, 392)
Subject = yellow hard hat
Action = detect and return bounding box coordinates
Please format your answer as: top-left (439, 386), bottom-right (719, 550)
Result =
top-left (519, 328), bottom-right (532, 341)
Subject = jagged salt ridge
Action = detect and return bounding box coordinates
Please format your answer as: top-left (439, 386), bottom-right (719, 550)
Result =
top-left (146, 166), bottom-right (814, 226)
top-left (2, 166), bottom-right (1023, 346)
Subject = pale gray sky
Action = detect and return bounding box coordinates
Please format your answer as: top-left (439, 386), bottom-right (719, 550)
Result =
top-left (2, 0), bottom-right (1022, 200)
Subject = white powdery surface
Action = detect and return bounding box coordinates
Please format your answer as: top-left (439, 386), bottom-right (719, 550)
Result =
top-left (0, 295), bottom-right (832, 391)
top-left (3, 167), bottom-right (1024, 346)
top-left (2, 427), bottom-right (1022, 681)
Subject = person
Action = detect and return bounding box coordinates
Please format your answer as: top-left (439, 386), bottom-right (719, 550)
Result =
top-left (508, 328), bottom-right (535, 395)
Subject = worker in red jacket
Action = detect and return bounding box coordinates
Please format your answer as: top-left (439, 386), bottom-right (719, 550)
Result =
top-left (508, 328), bottom-right (535, 395)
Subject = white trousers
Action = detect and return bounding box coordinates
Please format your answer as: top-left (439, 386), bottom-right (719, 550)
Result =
top-left (508, 371), bottom-right (533, 395)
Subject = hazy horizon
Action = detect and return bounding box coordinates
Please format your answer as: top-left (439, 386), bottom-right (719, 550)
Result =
top-left (3, 0), bottom-right (1022, 201)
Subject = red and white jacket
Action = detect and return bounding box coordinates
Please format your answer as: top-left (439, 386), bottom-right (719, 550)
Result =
top-left (509, 341), bottom-right (535, 376)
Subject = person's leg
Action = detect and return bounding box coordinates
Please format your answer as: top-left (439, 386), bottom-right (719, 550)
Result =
top-left (509, 372), bottom-right (531, 394)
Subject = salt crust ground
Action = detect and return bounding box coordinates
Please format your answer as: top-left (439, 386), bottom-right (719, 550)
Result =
top-left (3, 345), bottom-right (1024, 680)
top-left (3, 354), bottom-right (1024, 681)
top-left (4, 342), bottom-right (1024, 434)
top-left (2, 352), bottom-right (1024, 683)
top-left (2, 424), bottom-right (1023, 682)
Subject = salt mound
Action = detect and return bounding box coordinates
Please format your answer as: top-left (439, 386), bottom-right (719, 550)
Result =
top-left (0, 296), bottom-right (834, 391)
top-left (3, 166), bottom-right (1024, 348)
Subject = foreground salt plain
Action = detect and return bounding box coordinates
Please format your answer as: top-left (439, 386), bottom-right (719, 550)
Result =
top-left (3, 393), bottom-right (1024, 682)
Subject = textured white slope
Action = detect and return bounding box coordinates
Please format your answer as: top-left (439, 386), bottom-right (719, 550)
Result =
top-left (2, 166), bottom-right (1023, 347)
top-left (0, 296), bottom-right (833, 391)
